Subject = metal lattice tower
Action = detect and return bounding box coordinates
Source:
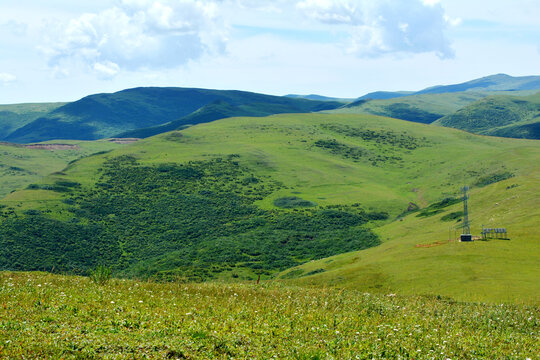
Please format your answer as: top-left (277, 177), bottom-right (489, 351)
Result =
top-left (461, 186), bottom-right (470, 235)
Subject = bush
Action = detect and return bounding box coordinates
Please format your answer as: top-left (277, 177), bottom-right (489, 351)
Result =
top-left (90, 265), bottom-right (112, 285)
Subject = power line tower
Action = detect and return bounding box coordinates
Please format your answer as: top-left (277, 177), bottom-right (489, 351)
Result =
top-left (461, 186), bottom-right (472, 241)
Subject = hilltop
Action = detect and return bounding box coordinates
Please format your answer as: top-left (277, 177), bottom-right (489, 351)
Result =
top-left (1, 112), bottom-right (538, 303)
top-left (2, 88), bottom-right (340, 143)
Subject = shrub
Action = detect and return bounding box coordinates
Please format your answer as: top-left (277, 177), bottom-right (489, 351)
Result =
top-left (90, 265), bottom-right (112, 285)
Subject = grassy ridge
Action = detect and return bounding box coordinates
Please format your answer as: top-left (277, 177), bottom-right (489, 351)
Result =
top-left (0, 271), bottom-right (537, 359)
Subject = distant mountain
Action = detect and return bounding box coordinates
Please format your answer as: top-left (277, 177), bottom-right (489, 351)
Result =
top-left (356, 74), bottom-right (540, 101)
top-left (4, 88), bottom-right (341, 143)
top-left (434, 92), bottom-right (540, 139)
top-left (356, 91), bottom-right (413, 100)
top-left (416, 74), bottom-right (540, 95)
top-left (285, 94), bottom-right (352, 102)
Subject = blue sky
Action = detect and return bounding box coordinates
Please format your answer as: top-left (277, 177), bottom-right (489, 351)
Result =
top-left (1, 0), bottom-right (539, 103)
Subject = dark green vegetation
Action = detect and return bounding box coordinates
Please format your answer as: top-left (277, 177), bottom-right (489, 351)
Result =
top-left (273, 196), bottom-right (317, 208)
top-left (435, 92), bottom-right (540, 139)
top-left (415, 197), bottom-right (462, 218)
top-left (3, 88), bottom-right (340, 143)
top-left (1, 272), bottom-right (538, 359)
top-left (0, 155), bottom-right (381, 280)
top-left (0, 103), bottom-right (66, 139)
top-left (474, 171), bottom-right (515, 187)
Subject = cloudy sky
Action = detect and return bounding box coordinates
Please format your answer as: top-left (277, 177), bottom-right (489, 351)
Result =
top-left (1, 0), bottom-right (539, 103)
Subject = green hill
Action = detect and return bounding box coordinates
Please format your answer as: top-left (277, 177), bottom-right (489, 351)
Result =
top-left (0, 103), bottom-right (66, 139)
top-left (3, 88), bottom-right (340, 143)
top-left (434, 92), bottom-right (540, 139)
top-left (1, 113), bottom-right (538, 303)
top-left (328, 92), bottom-right (489, 123)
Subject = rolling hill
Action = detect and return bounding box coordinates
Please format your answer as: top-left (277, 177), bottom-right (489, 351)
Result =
top-left (1, 112), bottom-right (538, 303)
top-left (327, 91), bottom-right (489, 124)
top-left (434, 92), bottom-right (540, 139)
top-left (3, 88), bottom-right (341, 143)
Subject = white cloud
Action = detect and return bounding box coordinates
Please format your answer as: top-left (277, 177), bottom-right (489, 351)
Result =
top-left (297, 0), bottom-right (454, 58)
top-left (94, 61), bottom-right (120, 79)
top-left (0, 73), bottom-right (17, 84)
top-left (40, 0), bottom-right (227, 78)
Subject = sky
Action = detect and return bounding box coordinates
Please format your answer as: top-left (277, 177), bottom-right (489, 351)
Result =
top-left (1, 0), bottom-right (540, 103)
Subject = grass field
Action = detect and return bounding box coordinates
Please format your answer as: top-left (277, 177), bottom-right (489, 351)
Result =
top-left (1, 113), bottom-right (539, 303)
top-left (0, 271), bottom-right (537, 359)
top-left (0, 140), bottom-right (125, 199)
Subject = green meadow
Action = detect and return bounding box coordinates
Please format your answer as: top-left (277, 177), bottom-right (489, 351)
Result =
top-left (0, 271), bottom-right (537, 359)
top-left (2, 113), bottom-right (539, 304)
top-left (0, 140), bottom-right (124, 199)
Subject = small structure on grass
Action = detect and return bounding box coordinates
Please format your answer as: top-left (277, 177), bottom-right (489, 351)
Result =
top-left (481, 227), bottom-right (508, 240)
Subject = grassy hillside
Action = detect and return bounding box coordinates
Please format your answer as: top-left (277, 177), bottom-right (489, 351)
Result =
top-left (434, 92), bottom-right (540, 139)
top-left (0, 103), bottom-right (66, 139)
top-left (4, 88), bottom-right (340, 143)
top-left (1, 272), bottom-right (537, 359)
top-left (1, 113), bottom-right (539, 303)
top-left (0, 140), bottom-right (125, 199)
top-left (328, 92), bottom-right (489, 124)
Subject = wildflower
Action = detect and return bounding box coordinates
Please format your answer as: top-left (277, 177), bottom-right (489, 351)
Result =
top-left (111, 301), bottom-right (115, 304)
top-left (139, 300), bottom-right (143, 303)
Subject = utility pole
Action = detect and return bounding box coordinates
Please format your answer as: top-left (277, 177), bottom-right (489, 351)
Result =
top-left (461, 186), bottom-right (472, 241)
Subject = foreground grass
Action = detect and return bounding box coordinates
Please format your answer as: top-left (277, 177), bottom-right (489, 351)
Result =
top-left (0, 272), bottom-right (537, 359)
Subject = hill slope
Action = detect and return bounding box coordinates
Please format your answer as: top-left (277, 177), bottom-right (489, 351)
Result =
top-left (327, 92), bottom-right (489, 124)
top-left (0, 140), bottom-right (125, 199)
top-left (4, 88), bottom-right (341, 143)
top-left (434, 92), bottom-right (540, 139)
top-left (1, 113), bottom-right (538, 303)
top-left (0, 103), bottom-right (66, 139)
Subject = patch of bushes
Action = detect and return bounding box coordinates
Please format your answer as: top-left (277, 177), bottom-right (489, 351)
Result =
top-left (417, 197), bottom-right (461, 218)
top-left (0, 156), bottom-right (382, 280)
top-left (441, 211), bottom-right (464, 222)
top-left (475, 172), bottom-right (515, 187)
top-left (274, 196), bottom-right (317, 209)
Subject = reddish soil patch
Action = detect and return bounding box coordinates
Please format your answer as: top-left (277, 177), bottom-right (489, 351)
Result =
top-left (23, 144), bottom-right (80, 150)
top-left (108, 138), bottom-right (140, 144)
top-left (415, 240), bottom-right (449, 248)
